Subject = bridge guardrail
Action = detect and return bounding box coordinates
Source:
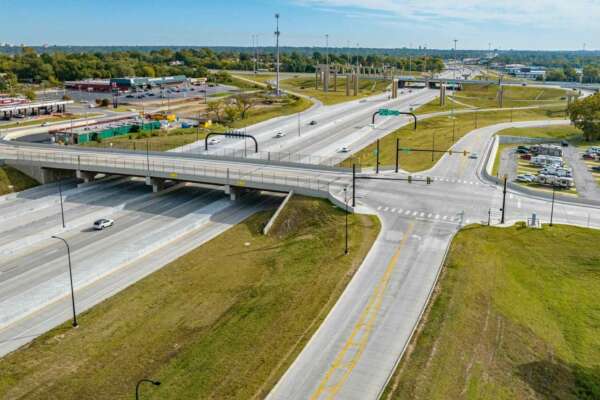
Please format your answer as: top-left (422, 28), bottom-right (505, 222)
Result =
top-left (3, 147), bottom-right (345, 196)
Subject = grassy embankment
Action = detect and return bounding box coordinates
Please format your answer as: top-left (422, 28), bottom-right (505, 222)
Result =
top-left (383, 224), bottom-right (600, 400)
top-left (280, 76), bottom-right (390, 105)
top-left (450, 84), bottom-right (567, 109)
top-left (351, 106), bottom-right (566, 172)
top-left (0, 166), bottom-right (39, 195)
top-left (0, 196), bottom-right (380, 400)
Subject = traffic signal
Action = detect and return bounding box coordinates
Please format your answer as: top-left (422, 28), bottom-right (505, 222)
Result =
top-left (426, 176), bottom-right (432, 184)
top-left (408, 175), bottom-right (412, 183)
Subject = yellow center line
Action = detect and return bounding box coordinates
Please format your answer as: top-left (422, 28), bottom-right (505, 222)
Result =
top-left (310, 223), bottom-right (416, 400)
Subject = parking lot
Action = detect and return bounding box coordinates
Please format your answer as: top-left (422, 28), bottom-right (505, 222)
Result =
top-left (499, 141), bottom-right (600, 200)
top-left (63, 83), bottom-right (236, 106)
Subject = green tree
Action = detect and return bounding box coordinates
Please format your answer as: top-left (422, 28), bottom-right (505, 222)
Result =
top-left (568, 93), bottom-right (600, 141)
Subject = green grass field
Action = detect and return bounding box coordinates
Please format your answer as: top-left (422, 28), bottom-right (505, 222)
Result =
top-left (281, 76), bottom-right (390, 105)
top-left (450, 84), bottom-right (567, 109)
top-left (350, 106), bottom-right (567, 172)
top-left (497, 125), bottom-right (582, 141)
top-left (414, 97), bottom-right (469, 115)
top-left (383, 224), bottom-right (600, 400)
top-left (0, 166), bottom-right (39, 195)
top-left (0, 196), bottom-right (379, 400)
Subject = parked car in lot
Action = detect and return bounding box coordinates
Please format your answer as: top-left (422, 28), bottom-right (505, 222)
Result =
top-left (583, 153), bottom-right (596, 160)
top-left (516, 148), bottom-right (529, 154)
top-left (93, 219), bottom-right (114, 230)
top-left (592, 166), bottom-right (600, 172)
top-left (516, 174), bottom-right (536, 182)
top-left (561, 140), bottom-right (569, 147)
top-left (520, 154), bottom-right (532, 160)
top-left (517, 145), bottom-right (530, 151)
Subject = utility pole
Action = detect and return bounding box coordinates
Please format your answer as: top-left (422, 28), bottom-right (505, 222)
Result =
top-left (344, 187), bottom-right (349, 255)
top-left (395, 137), bottom-right (400, 173)
top-left (352, 164), bottom-right (356, 207)
top-left (376, 139), bottom-right (380, 174)
top-left (500, 175), bottom-right (507, 224)
top-left (275, 13), bottom-right (281, 96)
top-left (580, 43), bottom-right (586, 84)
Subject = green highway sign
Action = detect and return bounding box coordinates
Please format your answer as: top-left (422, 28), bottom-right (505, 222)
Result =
top-left (378, 108), bottom-right (402, 116)
top-left (402, 148), bottom-right (411, 154)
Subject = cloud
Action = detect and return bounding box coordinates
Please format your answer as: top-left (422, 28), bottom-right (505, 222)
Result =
top-left (294, 0), bottom-right (600, 27)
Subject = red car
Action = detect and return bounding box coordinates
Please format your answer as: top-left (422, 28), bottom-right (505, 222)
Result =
top-left (583, 154), bottom-right (595, 160)
top-left (520, 154), bottom-right (532, 160)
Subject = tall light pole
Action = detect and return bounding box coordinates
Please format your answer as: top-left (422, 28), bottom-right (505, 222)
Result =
top-left (275, 13), bottom-right (281, 96)
top-left (51, 235), bottom-right (78, 328)
top-left (136, 379), bottom-right (161, 400)
top-left (453, 39), bottom-right (458, 80)
top-left (58, 181), bottom-right (65, 229)
top-left (325, 34), bottom-right (329, 67)
top-left (580, 43), bottom-right (586, 84)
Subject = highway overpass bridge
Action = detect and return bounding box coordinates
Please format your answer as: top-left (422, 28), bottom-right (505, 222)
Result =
top-left (0, 140), bottom-right (353, 209)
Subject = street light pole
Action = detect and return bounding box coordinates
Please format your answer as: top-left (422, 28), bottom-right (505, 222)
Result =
top-left (58, 181), bottom-right (65, 229)
top-left (550, 185), bottom-right (556, 226)
top-left (51, 236), bottom-right (78, 327)
top-left (453, 39), bottom-right (458, 80)
top-left (275, 13), bottom-right (281, 96)
top-left (136, 379), bottom-right (161, 400)
top-left (344, 187), bottom-right (349, 255)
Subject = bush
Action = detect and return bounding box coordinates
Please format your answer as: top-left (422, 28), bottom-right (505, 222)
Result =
top-left (100, 98), bottom-right (110, 107)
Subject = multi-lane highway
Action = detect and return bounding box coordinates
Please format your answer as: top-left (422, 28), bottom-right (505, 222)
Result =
top-left (2, 78), bottom-right (599, 400)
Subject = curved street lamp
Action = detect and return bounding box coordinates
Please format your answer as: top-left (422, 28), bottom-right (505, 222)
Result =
top-left (51, 235), bottom-right (78, 327)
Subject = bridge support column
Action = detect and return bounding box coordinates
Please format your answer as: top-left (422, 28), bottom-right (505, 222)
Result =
top-left (224, 184), bottom-right (241, 201)
top-left (77, 170), bottom-right (96, 184)
top-left (145, 176), bottom-right (165, 193)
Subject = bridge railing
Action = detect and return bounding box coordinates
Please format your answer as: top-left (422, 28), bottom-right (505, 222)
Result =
top-left (85, 141), bottom-right (359, 170)
top-left (5, 147), bottom-right (346, 194)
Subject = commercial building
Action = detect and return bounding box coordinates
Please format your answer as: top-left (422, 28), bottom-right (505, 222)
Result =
top-left (503, 64), bottom-right (546, 80)
top-left (65, 75), bottom-right (188, 93)
top-left (52, 119), bottom-right (161, 145)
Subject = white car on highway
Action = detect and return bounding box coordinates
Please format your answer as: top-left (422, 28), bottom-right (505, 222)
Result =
top-left (274, 131), bottom-right (286, 138)
top-left (337, 146), bottom-right (350, 153)
top-left (208, 138), bottom-right (221, 145)
top-left (93, 219), bottom-right (114, 230)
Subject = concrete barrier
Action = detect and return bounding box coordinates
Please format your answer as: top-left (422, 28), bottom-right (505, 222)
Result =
top-left (263, 191), bottom-right (293, 235)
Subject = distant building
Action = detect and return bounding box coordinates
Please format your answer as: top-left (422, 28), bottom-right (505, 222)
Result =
top-left (503, 64), bottom-right (546, 80)
top-left (65, 75), bottom-right (188, 92)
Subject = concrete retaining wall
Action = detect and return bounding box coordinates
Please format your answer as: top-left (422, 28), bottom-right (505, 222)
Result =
top-left (263, 191), bottom-right (293, 235)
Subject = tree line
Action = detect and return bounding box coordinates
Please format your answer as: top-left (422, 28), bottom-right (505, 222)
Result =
top-left (0, 47), bottom-right (443, 91)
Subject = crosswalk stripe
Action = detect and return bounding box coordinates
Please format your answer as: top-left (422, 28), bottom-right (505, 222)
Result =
top-left (412, 211), bottom-right (418, 216)
top-left (397, 208), bottom-right (403, 213)
top-left (420, 212), bottom-right (425, 217)
top-left (405, 210), bottom-right (411, 215)
top-left (427, 213), bottom-right (433, 218)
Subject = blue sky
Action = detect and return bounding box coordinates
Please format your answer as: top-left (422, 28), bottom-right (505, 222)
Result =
top-left (0, 0), bottom-right (598, 50)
